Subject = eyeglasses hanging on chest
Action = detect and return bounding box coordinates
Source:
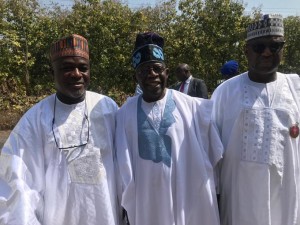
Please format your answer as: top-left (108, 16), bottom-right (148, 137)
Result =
top-left (51, 95), bottom-right (90, 150)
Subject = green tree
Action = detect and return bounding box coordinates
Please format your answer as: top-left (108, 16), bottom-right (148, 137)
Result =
top-left (168, 0), bottom-right (249, 92)
top-left (1, 0), bottom-right (43, 95)
top-left (1, 0), bottom-right (300, 114)
top-left (63, 0), bottom-right (136, 98)
top-left (282, 16), bottom-right (300, 74)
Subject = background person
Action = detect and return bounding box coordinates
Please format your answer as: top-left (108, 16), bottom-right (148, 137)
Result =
top-left (211, 14), bottom-right (300, 225)
top-left (220, 60), bottom-right (239, 80)
top-left (171, 63), bottom-right (208, 98)
top-left (115, 31), bottom-right (223, 225)
top-left (0, 34), bottom-right (120, 225)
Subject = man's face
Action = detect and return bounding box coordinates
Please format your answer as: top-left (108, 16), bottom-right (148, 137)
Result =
top-left (135, 62), bottom-right (169, 102)
top-left (52, 56), bottom-right (90, 100)
top-left (245, 36), bottom-right (285, 82)
top-left (175, 67), bottom-right (188, 82)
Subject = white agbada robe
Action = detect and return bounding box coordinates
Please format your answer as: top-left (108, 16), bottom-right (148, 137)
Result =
top-left (116, 89), bottom-right (223, 225)
top-left (0, 91), bottom-right (120, 225)
top-left (211, 72), bottom-right (300, 225)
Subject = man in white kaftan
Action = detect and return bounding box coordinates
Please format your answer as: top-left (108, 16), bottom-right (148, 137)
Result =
top-left (212, 72), bottom-right (300, 225)
top-left (116, 89), bottom-right (223, 225)
top-left (0, 92), bottom-right (119, 225)
top-left (116, 32), bottom-right (223, 225)
top-left (211, 14), bottom-right (300, 225)
top-left (0, 34), bottom-right (120, 225)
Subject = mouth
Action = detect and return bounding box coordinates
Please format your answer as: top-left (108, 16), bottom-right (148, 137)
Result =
top-left (258, 57), bottom-right (274, 65)
top-left (146, 83), bottom-right (160, 90)
top-left (259, 61), bottom-right (273, 68)
top-left (147, 80), bottom-right (161, 86)
top-left (69, 82), bottom-right (84, 89)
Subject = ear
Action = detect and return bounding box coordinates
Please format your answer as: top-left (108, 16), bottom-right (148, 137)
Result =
top-left (165, 68), bottom-right (170, 79)
top-left (132, 73), bottom-right (138, 83)
top-left (50, 65), bottom-right (54, 77)
top-left (244, 44), bottom-right (249, 56)
top-left (134, 72), bottom-right (138, 80)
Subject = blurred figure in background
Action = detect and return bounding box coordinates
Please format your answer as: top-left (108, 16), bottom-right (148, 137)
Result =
top-left (171, 63), bottom-right (208, 98)
top-left (220, 60), bottom-right (239, 81)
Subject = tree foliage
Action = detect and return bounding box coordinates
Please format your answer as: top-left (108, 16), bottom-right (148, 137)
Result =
top-left (0, 0), bottom-right (300, 110)
top-left (281, 16), bottom-right (300, 74)
top-left (167, 0), bottom-right (250, 90)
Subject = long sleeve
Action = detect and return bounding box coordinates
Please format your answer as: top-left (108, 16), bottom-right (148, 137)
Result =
top-left (0, 121), bottom-right (45, 225)
top-left (115, 103), bottom-right (137, 225)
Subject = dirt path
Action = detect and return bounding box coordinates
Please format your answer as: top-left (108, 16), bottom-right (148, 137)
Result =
top-left (0, 130), bottom-right (11, 148)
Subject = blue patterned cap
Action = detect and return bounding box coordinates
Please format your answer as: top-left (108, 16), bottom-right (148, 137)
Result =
top-left (132, 32), bottom-right (165, 69)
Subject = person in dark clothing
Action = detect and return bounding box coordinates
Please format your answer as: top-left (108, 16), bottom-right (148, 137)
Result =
top-left (171, 63), bottom-right (208, 99)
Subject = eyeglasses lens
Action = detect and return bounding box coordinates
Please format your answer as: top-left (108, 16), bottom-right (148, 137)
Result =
top-left (251, 42), bottom-right (285, 54)
top-left (138, 65), bottom-right (165, 76)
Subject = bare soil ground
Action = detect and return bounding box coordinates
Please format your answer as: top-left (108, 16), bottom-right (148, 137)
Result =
top-left (0, 110), bottom-right (21, 148)
top-left (0, 130), bottom-right (11, 148)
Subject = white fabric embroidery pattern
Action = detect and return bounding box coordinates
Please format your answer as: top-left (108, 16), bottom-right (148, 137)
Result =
top-left (242, 108), bottom-right (288, 169)
top-left (152, 102), bottom-right (161, 130)
top-left (53, 101), bottom-right (89, 163)
top-left (241, 79), bottom-right (295, 176)
top-left (68, 150), bottom-right (104, 184)
top-left (61, 103), bottom-right (87, 142)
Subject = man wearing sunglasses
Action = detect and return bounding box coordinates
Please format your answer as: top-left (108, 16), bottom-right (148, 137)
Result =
top-left (0, 34), bottom-right (120, 224)
top-left (115, 32), bottom-right (223, 225)
top-left (211, 14), bottom-right (300, 225)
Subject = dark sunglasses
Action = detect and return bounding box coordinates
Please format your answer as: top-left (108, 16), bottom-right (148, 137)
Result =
top-left (249, 41), bottom-right (285, 54)
top-left (137, 64), bottom-right (166, 76)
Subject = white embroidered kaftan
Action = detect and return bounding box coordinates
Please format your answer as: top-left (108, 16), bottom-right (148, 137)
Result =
top-left (0, 91), bottom-right (120, 225)
top-left (211, 72), bottom-right (300, 225)
top-left (116, 89), bottom-right (223, 225)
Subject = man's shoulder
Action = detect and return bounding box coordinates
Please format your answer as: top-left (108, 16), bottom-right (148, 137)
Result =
top-left (86, 91), bottom-right (118, 113)
top-left (191, 77), bottom-right (206, 86)
top-left (191, 76), bottom-right (204, 81)
top-left (87, 91), bottom-right (117, 104)
top-left (26, 94), bottom-right (54, 113)
top-left (86, 90), bottom-right (104, 99)
top-left (278, 72), bottom-right (300, 78)
top-left (116, 95), bottom-right (139, 118)
top-left (172, 88), bottom-right (208, 101)
top-left (283, 72), bottom-right (300, 91)
top-left (172, 89), bottom-right (213, 117)
top-left (119, 95), bottom-right (138, 108)
top-left (9, 94), bottom-right (54, 134)
top-left (172, 88), bottom-right (196, 101)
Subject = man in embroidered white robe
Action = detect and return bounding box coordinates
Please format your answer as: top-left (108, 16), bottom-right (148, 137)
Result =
top-left (0, 34), bottom-right (120, 225)
top-left (211, 14), bottom-right (300, 225)
top-left (116, 32), bottom-right (223, 225)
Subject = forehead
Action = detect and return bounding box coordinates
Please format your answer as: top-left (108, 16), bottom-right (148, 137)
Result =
top-left (247, 36), bottom-right (285, 44)
top-left (136, 61), bottom-right (165, 70)
top-left (53, 56), bottom-right (89, 66)
top-left (175, 66), bottom-right (185, 72)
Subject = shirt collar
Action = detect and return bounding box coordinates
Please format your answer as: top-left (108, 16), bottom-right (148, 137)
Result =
top-left (185, 75), bottom-right (192, 84)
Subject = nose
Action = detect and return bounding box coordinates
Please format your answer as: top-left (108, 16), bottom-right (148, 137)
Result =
top-left (147, 68), bottom-right (159, 77)
top-left (261, 46), bottom-right (273, 56)
top-left (71, 68), bottom-right (81, 77)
